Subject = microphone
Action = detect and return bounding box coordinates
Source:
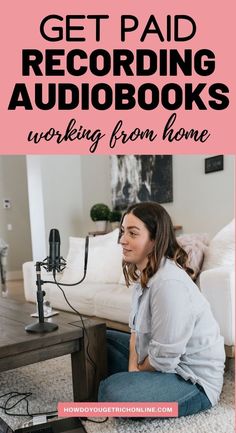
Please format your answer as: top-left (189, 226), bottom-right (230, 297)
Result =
top-left (48, 228), bottom-right (61, 273)
top-left (42, 228), bottom-right (66, 274)
top-left (25, 229), bottom-right (87, 334)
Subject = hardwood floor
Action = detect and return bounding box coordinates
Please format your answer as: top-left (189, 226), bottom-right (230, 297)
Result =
top-left (3, 280), bottom-right (25, 302)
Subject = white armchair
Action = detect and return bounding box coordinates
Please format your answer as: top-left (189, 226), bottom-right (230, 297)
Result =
top-left (199, 219), bottom-right (235, 360)
top-left (200, 266), bottom-right (235, 357)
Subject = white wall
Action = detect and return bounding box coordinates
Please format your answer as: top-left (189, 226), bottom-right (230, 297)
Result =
top-left (40, 155), bottom-right (84, 257)
top-left (26, 156), bottom-right (46, 262)
top-left (27, 155), bottom-right (111, 259)
top-left (163, 155), bottom-right (234, 237)
top-left (0, 156), bottom-right (32, 274)
top-left (80, 155), bottom-right (112, 234)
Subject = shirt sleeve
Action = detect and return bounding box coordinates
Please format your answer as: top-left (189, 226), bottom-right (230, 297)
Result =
top-left (148, 279), bottom-right (195, 373)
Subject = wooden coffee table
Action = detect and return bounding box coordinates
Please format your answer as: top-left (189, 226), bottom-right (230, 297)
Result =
top-left (0, 297), bottom-right (107, 402)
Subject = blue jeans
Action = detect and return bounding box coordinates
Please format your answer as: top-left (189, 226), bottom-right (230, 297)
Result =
top-left (98, 330), bottom-right (212, 418)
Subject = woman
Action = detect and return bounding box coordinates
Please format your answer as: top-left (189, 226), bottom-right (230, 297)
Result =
top-left (98, 202), bottom-right (225, 418)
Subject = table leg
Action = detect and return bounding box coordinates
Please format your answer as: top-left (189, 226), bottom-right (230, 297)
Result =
top-left (71, 321), bottom-right (107, 402)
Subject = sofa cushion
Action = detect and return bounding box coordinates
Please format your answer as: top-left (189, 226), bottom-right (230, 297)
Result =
top-left (60, 229), bottom-right (123, 285)
top-left (48, 282), bottom-right (121, 316)
top-left (94, 285), bottom-right (132, 324)
top-left (119, 273), bottom-right (126, 285)
top-left (202, 220), bottom-right (235, 271)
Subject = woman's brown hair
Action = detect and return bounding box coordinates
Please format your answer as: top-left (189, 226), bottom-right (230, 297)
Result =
top-left (119, 201), bottom-right (194, 288)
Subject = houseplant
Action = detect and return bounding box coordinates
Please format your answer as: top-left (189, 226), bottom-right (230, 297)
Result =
top-left (90, 203), bottom-right (111, 231)
top-left (109, 210), bottom-right (122, 230)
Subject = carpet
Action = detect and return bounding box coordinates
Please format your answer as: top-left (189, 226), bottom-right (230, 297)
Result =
top-left (0, 356), bottom-right (234, 433)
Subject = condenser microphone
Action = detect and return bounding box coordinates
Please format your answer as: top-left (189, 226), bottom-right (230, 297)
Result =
top-left (48, 228), bottom-right (61, 273)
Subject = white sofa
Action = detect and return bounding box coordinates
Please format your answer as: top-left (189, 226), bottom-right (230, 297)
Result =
top-left (23, 224), bottom-right (235, 357)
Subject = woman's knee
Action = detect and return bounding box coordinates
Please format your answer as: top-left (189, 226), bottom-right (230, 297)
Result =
top-left (98, 374), bottom-right (123, 402)
top-left (178, 387), bottom-right (212, 417)
top-left (98, 372), bottom-right (140, 402)
top-left (98, 371), bottom-right (212, 417)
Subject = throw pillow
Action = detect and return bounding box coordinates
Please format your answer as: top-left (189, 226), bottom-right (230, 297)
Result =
top-left (177, 233), bottom-right (210, 280)
top-left (60, 229), bottom-right (123, 285)
top-left (201, 219), bottom-right (235, 271)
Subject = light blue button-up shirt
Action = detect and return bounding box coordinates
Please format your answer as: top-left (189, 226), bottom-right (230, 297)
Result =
top-left (129, 257), bottom-right (226, 407)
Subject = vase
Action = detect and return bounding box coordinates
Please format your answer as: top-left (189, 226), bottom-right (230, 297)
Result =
top-left (95, 220), bottom-right (107, 232)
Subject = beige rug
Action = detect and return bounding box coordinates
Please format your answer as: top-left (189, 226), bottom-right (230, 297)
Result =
top-left (0, 356), bottom-right (234, 433)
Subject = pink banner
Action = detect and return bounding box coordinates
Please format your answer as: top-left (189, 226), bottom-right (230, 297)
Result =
top-left (58, 402), bottom-right (178, 418)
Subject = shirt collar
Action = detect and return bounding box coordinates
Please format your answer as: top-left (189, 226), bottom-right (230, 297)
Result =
top-left (144, 256), bottom-right (167, 289)
top-left (133, 257), bottom-right (167, 296)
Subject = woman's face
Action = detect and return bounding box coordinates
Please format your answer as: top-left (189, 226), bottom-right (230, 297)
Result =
top-left (120, 213), bottom-right (155, 271)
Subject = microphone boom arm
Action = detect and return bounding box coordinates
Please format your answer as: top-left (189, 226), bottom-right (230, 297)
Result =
top-left (25, 261), bottom-right (59, 333)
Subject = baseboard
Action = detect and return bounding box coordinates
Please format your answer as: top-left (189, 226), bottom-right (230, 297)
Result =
top-left (6, 270), bottom-right (23, 281)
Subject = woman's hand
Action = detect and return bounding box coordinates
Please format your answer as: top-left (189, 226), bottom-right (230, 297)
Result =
top-left (128, 364), bottom-right (140, 372)
top-left (138, 356), bottom-right (156, 372)
top-left (128, 332), bottom-right (156, 372)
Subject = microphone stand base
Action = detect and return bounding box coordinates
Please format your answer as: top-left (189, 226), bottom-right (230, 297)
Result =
top-left (25, 322), bottom-right (58, 333)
